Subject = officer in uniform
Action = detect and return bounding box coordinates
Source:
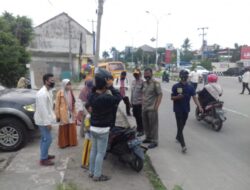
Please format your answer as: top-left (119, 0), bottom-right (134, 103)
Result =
top-left (142, 68), bottom-right (162, 149)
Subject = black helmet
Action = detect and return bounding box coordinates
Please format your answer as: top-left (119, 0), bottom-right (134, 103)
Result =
top-left (179, 70), bottom-right (189, 81)
top-left (95, 68), bottom-right (112, 89)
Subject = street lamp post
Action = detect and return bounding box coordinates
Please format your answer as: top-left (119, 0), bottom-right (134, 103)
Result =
top-left (146, 11), bottom-right (159, 70)
top-left (146, 11), bottom-right (171, 71)
top-left (124, 30), bottom-right (134, 65)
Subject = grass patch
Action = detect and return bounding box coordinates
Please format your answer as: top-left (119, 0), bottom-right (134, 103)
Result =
top-left (56, 182), bottom-right (79, 190)
top-left (144, 154), bottom-right (167, 190)
top-left (144, 155), bottom-right (183, 190)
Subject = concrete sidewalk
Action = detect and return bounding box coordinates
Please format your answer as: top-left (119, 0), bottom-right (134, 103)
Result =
top-left (0, 83), bottom-right (153, 190)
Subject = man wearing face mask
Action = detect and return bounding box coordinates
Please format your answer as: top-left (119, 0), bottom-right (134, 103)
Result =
top-left (34, 73), bottom-right (56, 166)
top-left (131, 69), bottom-right (144, 137)
top-left (142, 68), bottom-right (162, 149)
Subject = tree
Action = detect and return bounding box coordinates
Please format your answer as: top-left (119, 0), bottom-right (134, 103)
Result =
top-left (102, 50), bottom-right (109, 60)
top-left (0, 12), bottom-right (33, 87)
top-left (180, 38), bottom-right (194, 62)
top-left (110, 47), bottom-right (119, 61)
top-left (231, 43), bottom-right (241, 62)
top-left (200, 60), bottom-right (213, 71)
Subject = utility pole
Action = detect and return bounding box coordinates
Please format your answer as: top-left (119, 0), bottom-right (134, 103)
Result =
top-left (88, 19), bottom-right (97, 55)
top-left (94, 0), bottom-right (104, 67)
top-left (68, 18), bottom-right (73, 78)
top-left (198, 27), bottom-right (208, 61)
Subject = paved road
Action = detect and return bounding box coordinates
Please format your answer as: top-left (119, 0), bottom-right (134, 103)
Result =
top-left (146, 76), bottom-right (250, 190)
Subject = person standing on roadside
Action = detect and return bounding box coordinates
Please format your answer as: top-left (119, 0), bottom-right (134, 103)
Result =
top-left (55, 79), bottom-right (78, 148)
top-left (189, 68), bottom-right (199, 91)
top-left (88, 69), bottom-right (121, 182)
top-left (114, 71), bottom-right (131, 116)
top-left (171, 70), bottom-right (203, 153)
top-left (34, 73), bottom-right (56, 166)
top-left (131, 69), bottom-right (144, 137)
top-left (240, 68), bottom-right (250, 95)
top-left (142, 68), bottom-right (162, 149)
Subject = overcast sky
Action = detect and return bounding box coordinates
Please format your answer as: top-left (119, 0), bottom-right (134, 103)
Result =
top-left (1, 0), bottom-right (250, 53)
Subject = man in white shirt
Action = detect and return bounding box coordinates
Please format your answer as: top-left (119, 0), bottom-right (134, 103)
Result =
top-left (240, 68), bottom-right (250, 95)
top-left (189, 69), bottom-right (200, 91)
top-left (34, 73), bottom-right (56, 166)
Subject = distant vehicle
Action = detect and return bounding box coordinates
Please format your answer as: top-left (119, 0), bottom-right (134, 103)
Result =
top-left (98, 61), bottom-right (126, 79)
top-left (0, 86), bottom-right (37, 151)
top-left (222, 67), bottom-right (245, 76)
top-left (184, 65), bottom-right (209, 76)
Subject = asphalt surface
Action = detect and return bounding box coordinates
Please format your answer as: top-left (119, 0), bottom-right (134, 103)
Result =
top-left (146, 76), bottom-right (250, 190)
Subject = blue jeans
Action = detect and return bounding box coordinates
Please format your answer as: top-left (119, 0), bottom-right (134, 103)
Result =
top-left (89, 131), bottom-right (109, 177)
top-left (38, 125), bottom-right (52, 160)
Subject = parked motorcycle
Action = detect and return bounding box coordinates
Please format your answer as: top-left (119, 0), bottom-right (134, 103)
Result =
top-left (195, 101), bottom-right (226, 131)
top-left (107, 126), bottom-right (147, 172)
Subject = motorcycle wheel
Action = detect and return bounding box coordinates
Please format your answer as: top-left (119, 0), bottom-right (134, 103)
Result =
top-left (195, 107), bottom-right (202, 121)
top-left (212, 119), bottom-right (223, 132)
top-left (130, 155), bottom-right (144, 172)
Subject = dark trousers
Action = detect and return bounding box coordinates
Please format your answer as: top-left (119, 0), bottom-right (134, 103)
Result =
top-left (132, 104), bottom-right (143, 133)
top-left (122, 96), bottom-right (131, 115)
top-left (175, 112), bottom-right (189, 148)
top-left (191, 82), bottom-right (198, 91)
top-left (241, 82), bottom-right (250, 94)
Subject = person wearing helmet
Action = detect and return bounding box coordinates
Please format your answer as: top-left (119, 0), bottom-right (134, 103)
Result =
top-left (88, 68), bottom-right (122, 182)
top-left (198, 73), bottom-right (223, 108)
top-left (171, 70), bottom-right (203, 153)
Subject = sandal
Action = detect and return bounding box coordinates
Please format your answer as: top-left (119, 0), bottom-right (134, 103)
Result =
top-left (93, 175), bottom-right (111, 182)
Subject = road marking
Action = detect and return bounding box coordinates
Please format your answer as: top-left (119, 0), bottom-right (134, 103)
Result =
top-left (223, 107), bottom-right (249, 119)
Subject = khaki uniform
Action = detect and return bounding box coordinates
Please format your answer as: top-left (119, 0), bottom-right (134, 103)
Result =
top-left (142, 79), bottom-right (162, 143)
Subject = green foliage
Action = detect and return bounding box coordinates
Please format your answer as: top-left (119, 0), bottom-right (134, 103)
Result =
top-left (181, 38), bottom-right (194, 62)
top-left (173, 185), bottom-right (183, 190)
top-left (0, 12), bottom-right (32, 87)
top-left (56, 182), bottom-right (79, 190)
top-left (200, 60), bottom-right (212, 70)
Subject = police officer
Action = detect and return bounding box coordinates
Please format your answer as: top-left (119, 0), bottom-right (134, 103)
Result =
top-left (142, 68), bottom-right (162, 149)
top-left (171, 70), bottom-right (203, 153)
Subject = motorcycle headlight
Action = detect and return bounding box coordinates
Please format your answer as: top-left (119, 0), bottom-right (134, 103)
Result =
top-left (23, 103), bottom-right (35, 112)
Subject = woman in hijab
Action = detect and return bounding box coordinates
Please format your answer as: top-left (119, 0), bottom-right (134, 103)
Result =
top-left (55, 79), bottom-right (78, 148)
top-left (17, 77), bottom-right (27, 88)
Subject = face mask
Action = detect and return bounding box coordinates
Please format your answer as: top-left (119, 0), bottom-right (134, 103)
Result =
top-left (144, 76), bottom-right (151, 81)
top-left (48, 82), bottom-right (55, 88)
top-left (134, 74), bottom-right (139, 79)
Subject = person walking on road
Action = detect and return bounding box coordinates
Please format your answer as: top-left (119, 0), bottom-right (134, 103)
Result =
top-left (131, 69), bottom-right (144, 137)
top-left (55, 79), bottom-right (78, 148)
top-left (34, 73), bottom-right (56, 166)
top-left (114, 71), bottom-right (131, 116)
top-left (171, 70), bottom-right (203, 153)
top-left (189, 68), bottom-right (199, 91)
top-left (142, 68), bottom-right (162, 149)
top-left (88, 69), bottom-right (121, 182)
top-left (240, 68), bottom-right (250, 95)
